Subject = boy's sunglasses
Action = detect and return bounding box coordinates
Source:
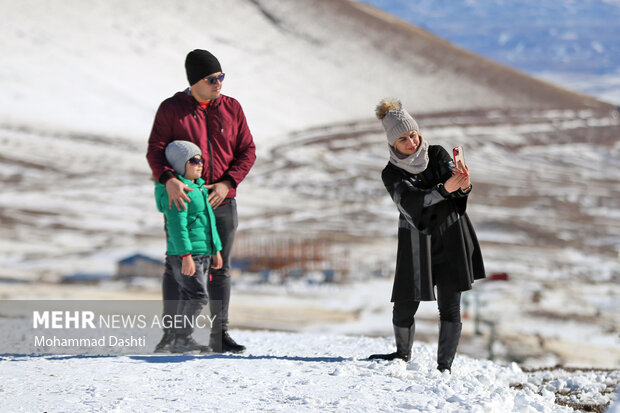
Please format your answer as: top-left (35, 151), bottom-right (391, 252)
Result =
top-left (188, 157), bottom-right (205, 165)
top-left (204, 73), bottom-right (225, 85)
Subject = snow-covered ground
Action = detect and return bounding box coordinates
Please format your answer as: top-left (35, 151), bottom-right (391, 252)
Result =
top-left (1, 278), bottom-right (618, 411)
top-left (1, 330), bottom-right (618, 412)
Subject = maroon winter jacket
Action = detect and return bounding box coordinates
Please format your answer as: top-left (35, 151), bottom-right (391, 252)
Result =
top-left (146, 90), bottom-right (256, 199)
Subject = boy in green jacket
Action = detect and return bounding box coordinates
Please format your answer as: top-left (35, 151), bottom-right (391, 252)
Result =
top-left (154, 140), bottom-right (223, 353)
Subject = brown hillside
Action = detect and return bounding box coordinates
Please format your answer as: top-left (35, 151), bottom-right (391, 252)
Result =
top-left (287, 0), bottom-right (613, 110)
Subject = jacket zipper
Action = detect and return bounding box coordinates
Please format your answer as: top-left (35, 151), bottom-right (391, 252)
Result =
top-left (203, 108), bottom-right (214, 183)
top-left (187, 187), bottom-right (207, 231)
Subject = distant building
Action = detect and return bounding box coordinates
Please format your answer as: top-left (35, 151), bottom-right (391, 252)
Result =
top-left (61, 272), bottom-right (110, 284)
top-left (115, 254), bottom-right (164, 279)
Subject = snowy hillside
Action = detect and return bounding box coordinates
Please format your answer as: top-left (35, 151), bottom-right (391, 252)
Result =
top-left (357, 0), bottom-right (620, 105)
top-left (1, 330), bottom-right (618, 412)
top-left (1, 0), bottom-right (616, 281)
top-left (0, 0), bottom-right (609, 143)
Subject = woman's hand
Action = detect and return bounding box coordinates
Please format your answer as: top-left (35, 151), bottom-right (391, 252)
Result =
top-left (444, 173), bottom-right (468, 193)
top-left (445, 160), bottom-right (471, 193)
top-left (444, 174), bottom-right (468, 193)
top-left (455, 160), bottom-right (471, 190)
top-left (181, 255), bottom-right (196, 276)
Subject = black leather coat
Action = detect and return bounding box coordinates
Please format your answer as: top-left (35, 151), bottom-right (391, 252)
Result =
top-left (382, 145), bottom-right (486, 302)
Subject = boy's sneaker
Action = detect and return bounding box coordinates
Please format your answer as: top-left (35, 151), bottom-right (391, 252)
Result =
top-left (170, 335), bottom-right (212, 354)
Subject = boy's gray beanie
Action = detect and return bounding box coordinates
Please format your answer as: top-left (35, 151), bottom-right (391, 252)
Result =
top-left (383, 109), bottom-right (419, 145)
top-left (165, 140), bottom-right (202, 176)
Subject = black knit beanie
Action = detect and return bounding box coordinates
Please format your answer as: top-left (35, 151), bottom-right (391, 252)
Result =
top-left (185, 49), bottom-right (222, 86)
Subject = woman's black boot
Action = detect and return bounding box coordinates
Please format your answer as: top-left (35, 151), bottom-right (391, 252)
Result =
top-left (369, 322), bottom-right (415, 361)
top-left (437, 321), bottom-right (462, 373)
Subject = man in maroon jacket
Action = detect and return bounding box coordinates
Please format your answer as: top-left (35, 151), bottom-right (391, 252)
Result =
top-left (147, 49), bottom-right (256, 353)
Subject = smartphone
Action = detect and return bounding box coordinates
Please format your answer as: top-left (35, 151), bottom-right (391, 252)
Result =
top-left (453, 146), bottom-right (465, 168)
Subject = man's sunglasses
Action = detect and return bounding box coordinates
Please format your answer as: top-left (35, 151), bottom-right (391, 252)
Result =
top-left (204, 73), bottom-right (225, 85)
top-left (188, 157), bottom-right (205, 165)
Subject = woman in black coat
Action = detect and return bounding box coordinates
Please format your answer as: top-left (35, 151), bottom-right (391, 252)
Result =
top-left (369, 98), bottom-right (486, 373)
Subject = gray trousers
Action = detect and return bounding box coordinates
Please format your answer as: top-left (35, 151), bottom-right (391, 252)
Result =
top-left (165, 254), bottom-right (210, 336)
top-left (162, 199), bottom-right (238, 335)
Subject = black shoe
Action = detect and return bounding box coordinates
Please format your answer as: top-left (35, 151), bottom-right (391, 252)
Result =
top-left (368, 352), bottom-right (408, 361)
top-left (210, 331), bottom-right (246, 353)
top-left (223, 332), bottom-right (246, 352)
top-left (170, 335), bottom-right (212, 354)
top-left (154, 330), bottom-right (175, 353)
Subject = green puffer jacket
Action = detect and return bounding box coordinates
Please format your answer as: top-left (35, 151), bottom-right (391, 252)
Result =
top-left (155, 175), bottom-right (222, 256)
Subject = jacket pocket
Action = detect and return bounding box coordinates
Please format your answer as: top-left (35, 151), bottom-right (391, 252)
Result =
top-left (187, 215), bottom-right (199, 231)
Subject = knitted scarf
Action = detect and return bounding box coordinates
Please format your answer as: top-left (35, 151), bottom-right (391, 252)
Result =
top-left (388, 137), bottom-right (429, 175)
